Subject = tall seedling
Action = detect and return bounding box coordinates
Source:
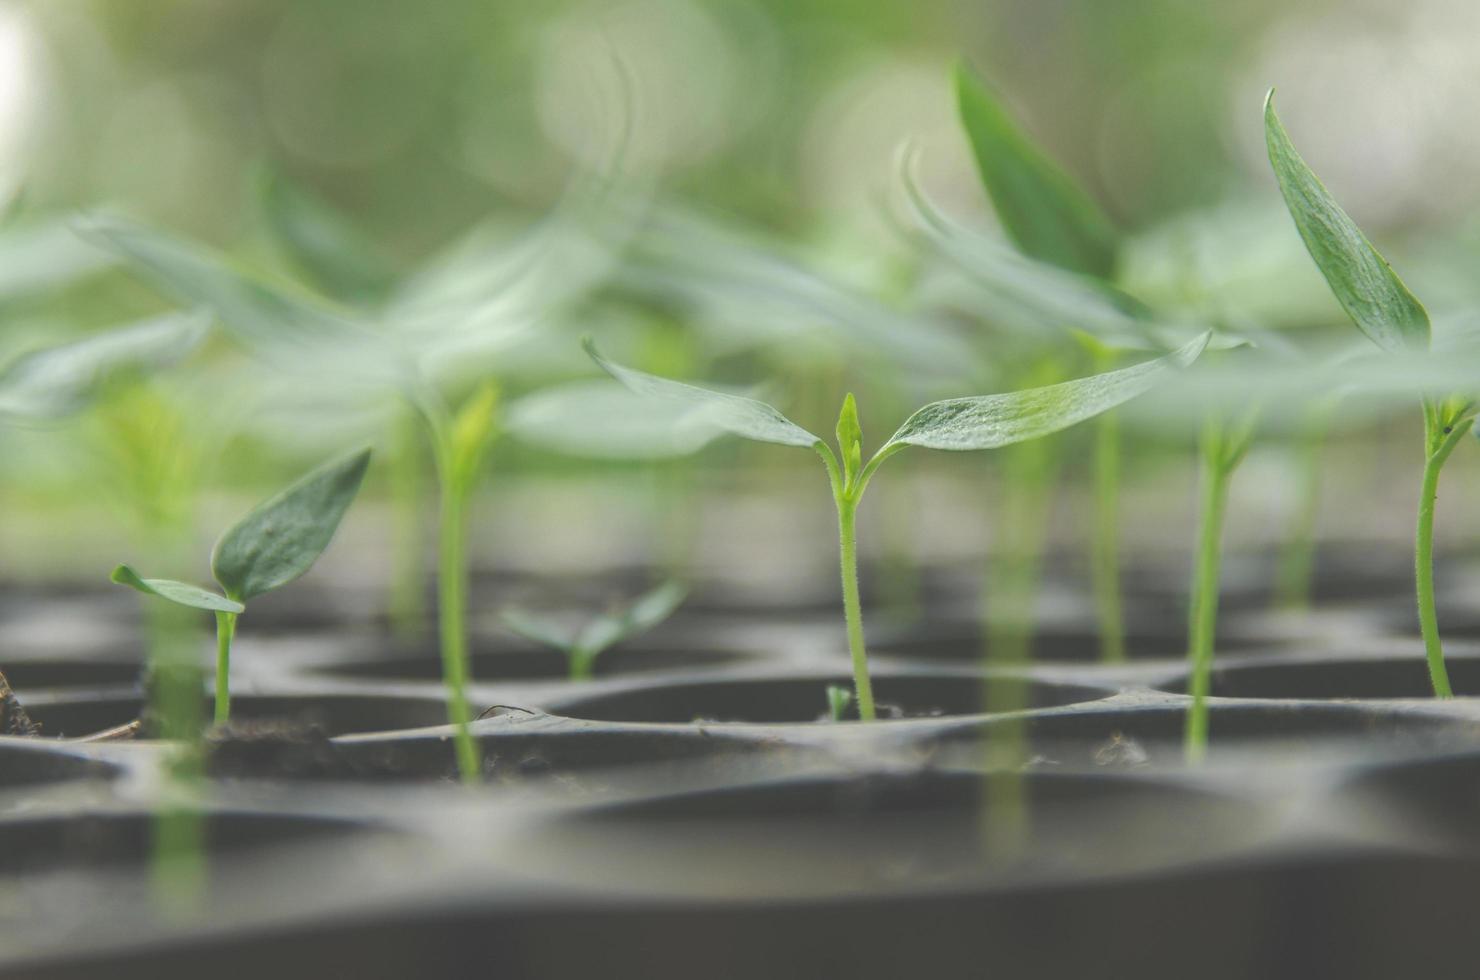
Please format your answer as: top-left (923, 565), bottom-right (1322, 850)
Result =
top-left (586, 334), bottom-right (1206, 717)
top-left (1265, 92), bottom-right (1469, 698)
top-left (955, 64), bottom-right (1132, 664)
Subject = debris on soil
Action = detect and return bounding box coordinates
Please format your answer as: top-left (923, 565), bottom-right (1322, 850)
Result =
top-left (77, 720), bottom-right (141, 742)
top-left (1093, 732), bottom-right (1150, 767)
top-left (0, 668), bottom-right (39, 736)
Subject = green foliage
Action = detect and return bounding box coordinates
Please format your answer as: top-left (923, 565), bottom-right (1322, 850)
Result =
top-left (0, 311), bottom-right (209, 423)
top-left (447, 383), bottom-right (499, 499)
top-left (500, 581), bottom-right (688, 679)
top-left (256, 169), bottom-right (393, 304)
top-left (110, 565), bottom-right (243, 614)
top-left (1263, 92), bottom-right (1429, 353)
top-left (881, 333), bottom-right (1208, 452)
top-left (955, 62), bottom-right (1118, 278)
top-left (583, 337), bottom-right (821, 449)
top-left (211, 448), bottom-right (373, 602)
top-left (825, 684), bottom-right (854, 722)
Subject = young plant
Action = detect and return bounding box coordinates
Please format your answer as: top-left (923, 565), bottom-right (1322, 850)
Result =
top-left (825, 684), bottom-right (854, 722)
top-left (84, 185), bottom-right (614, 783)
top-left (585, 333), bottom-right (1207, 718)
top-left (111, 448), bottom-right (371, 725)
top-left (1266, 91), bottom-right (1470, 698)
top-left (498, 581), bottom-right (688, 680)
top-left (944, 65), bottom-right (1143, 664)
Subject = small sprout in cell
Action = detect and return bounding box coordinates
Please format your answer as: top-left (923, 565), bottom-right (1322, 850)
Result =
top-left (825, 684), bottom-right (854, 723)
top-left (111, 448), bottom-right (371, 726)
top-left (585, 333), bottom-right (1206, 721)
top-left (499, 581), bottom-right (688, 681)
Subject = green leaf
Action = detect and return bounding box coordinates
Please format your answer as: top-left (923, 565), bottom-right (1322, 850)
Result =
top-left (575, 581), bottom-right (688, 658)
top-left (211, 448), bottom-right (372, 602)
top-left (825, 684), bottom-right (854, 722)
top-left (883, 331), bottom-right (1209, 452)
top-left (0, 311), bottom-right (210, 423)
top-left (504, 380), bottom-right (730, 459)
top-left (584, 337), bottom-right (821, 449)
top-left (498, 608), bottom-right (575, 653)
top-left (955, 62), bottom-right (1118, 278)
top-left (256, 168), bottom-right (393, 304)
top-left (110, 564), bottom-right (244, 614)
top-left (77, 212), bottom-right (385, 362)
top-left (835, 393), bottom-right (863, 483)
top-left (1263, 91), bottom-right (1429, 352)
top-left (449, 382), bottom-right (499, 496)
top-left (900, 150), bottom-right (1152, 346)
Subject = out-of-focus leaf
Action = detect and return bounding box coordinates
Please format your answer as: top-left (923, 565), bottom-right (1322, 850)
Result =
top-left (0, 311), bottom-right (210, 423)
top-left (955, 62), bottom-right (1117, 278)
top-left (504, 379), bottom-right (728, 459)
top-left (1264, 92), bottom-right (1429, 353)
top-left (584, 338), bottom-right (820, 449)
top-left (449, 382), bottom-right (499, 496)
top-left (575, 580), bottom-right (687, 657)
top-left (883, 331), bottom-right (1209, 452)
top-left (211, 448), bottom-right (371, 602)
top-left (0, 220), bottom-right (114, 301)
top-left (110, 564), bottom-right (244, 614)
top-left (256, 169), bottom-right (394, 304)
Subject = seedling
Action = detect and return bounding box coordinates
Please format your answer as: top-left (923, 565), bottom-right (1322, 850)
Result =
top-left (825, 684), bottom-right (854, 722)
top-left (935, 65), bottom-right (1156, 664)
top-left (111, 448), bottom-right (371, 725)
top-left (498, 581), bottom-right (688, 680)
top-left (1266, 91), bottom-right (1471, 698)
top-left (585, 334), bottom-right (1206, 719)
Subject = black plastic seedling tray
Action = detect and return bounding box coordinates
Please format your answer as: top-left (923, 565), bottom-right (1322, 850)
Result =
top-left (4, 560), bottom-right (1480, 979)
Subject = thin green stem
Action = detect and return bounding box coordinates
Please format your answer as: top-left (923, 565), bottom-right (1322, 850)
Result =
top-left (212, 610), bottom-right (236, 726)
top-left (1090, 408), bottom-right (1124, 663)
top-left (835, 494), bottom-right (876, 721)
top-left (1415, 410), bottom-right (1472, 699)
top-left (569, 648), bottom-right (595, 682)
top-left (1274, 406), bottom-right (1331, 611)
top-left (388, 410), bottom-right (427, 639)
top-left (1184, 425), bottom-right (1234, 764)
top-left (434, 439), bottom-right (480, 783)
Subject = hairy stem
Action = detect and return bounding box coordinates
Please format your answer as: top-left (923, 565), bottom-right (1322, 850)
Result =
top-left (212, 610), bottom-right (237, 726)
top-left (1091, 407), bottom-right (1125, 663)
top-left (1415, 411), bottom-right (1472, 698)
top-left (835, 495), bottom-right (877, 721)
top-left (1183, 426), bottom-right (1234, 764)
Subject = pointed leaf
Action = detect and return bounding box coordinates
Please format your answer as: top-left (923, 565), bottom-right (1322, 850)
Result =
top-left (0, 311), bottom-right (210, 423)
top-left (110, 564), bottom-right (244, 614)
top-left (836, 393), bottom-right (862, 482)
top-left (449, 382), bottom-right (499, 496)
top-left (955, 63), bottom-right (1118, 278)
top-left (257, 169), bottom-right (393, 304)
top-left (498, 608), bottom-right (575, 653)
top-left (76, 213), bottom-right (389, 366)
top-left (211, 448), bottom-right (372, 602)
top-left (1263, 92), bottom-right (1429, 352)
top-left (883, 332), bottom-right (1209, 452)
top-left (575, 581), bottom-right (688, 658)
top-left (584, 338), bottom-right (820, 449)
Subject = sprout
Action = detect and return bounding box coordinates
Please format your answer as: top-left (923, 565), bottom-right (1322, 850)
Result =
top-left (585, 334), bottom-right (1206, 718)
top-left (1266, 90), bottom-right (1471, 700)
top-left (111, 448), bottom-right (371, 725)
top-left (499, 581), bottom-right (688, 681)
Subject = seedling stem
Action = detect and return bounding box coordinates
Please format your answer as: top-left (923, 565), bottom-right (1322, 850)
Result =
top-left (1184, 415), bottom-right (1251, 763)
top-left (212, 611), bottom-right (236, 725)
top-left (1415, 400), bottom-right (1472, 698)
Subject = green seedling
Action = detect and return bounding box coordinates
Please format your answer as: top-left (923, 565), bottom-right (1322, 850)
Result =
top-left (943, 65), bottom-right (1147, 665)
top-left (1266, 91), bottom-right (1471, 698)
top-left (111, 448), bottom-right (371, 725)
top-left (586, 334), bottom-right (1206, 719)
top-left (84, 174), bottom-right (617, 782)
top-left (825, 684), bottom-right (854, 722)
top-left (499, 581), bottom-right (688, 681)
